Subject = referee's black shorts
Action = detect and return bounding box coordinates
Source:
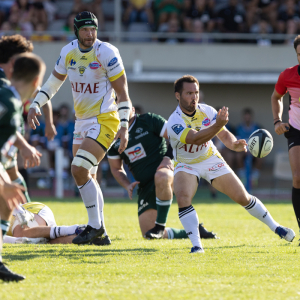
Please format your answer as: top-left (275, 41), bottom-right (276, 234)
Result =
top-left (284, 124), bottom-right (300, 151)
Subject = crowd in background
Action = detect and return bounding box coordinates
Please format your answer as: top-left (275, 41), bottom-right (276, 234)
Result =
top-left (0, 0), bottom-right (299, 44)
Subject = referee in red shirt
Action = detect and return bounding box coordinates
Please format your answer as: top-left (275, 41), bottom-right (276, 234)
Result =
top-left (271, 35), bottom-right (300, 244)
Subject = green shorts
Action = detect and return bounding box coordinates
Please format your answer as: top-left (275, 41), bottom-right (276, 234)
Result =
top-left (137, 180), bottom-right (156, 216)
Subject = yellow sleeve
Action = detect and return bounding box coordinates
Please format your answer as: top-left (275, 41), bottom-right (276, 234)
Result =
top-left (179, 128), bottom-right (192, 144)
top-left (109, 69), bottom-right (125, 82)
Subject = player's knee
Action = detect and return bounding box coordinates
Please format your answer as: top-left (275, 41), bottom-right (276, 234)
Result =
top-left (71, 165), bottom-right (88, 181)
top-left (155, 169), bottom-right (172, 186)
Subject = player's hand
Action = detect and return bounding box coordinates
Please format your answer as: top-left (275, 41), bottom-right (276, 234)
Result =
top-left (232, 139), bottom-right (247, 152)
top-left (19, 144), bottom-right (42, 168)
top-left (216, 106), bottom-right (229, 127)
top-left (28, 107), bottom-right (41, 130)
top-left (45, 122), bottom-right (57, 141)
top-left (114, 126), bottom-right (129, 154)
top-left (0, 182), bottom-right (26, 209)
top-left (126, 181), bottom-right (140, 200)
top-left (274, 122), bottom-right (289, 135)
top-left (157, 157), bottom-right (174, 171)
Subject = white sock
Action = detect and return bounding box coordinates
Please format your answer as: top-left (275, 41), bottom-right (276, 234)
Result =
top-left (96, 183), bottom-right (107, 236)
top-left (179, 205), bottom-right (202, 248)
top-left (78, 178), bottom-right (101, 229)
top-left (244, 196), bottom-right (279, 232)
top-left (50, 225), bottom-right (79, 239)
top-left (3, 236), bottom-right (18, 244)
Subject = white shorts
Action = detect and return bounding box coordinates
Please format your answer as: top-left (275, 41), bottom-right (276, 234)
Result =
top-left (174, 155), bottom-right (233, 183)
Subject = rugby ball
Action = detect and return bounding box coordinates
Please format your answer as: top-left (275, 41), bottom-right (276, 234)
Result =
top-left (247, 129), bottom-right (273, 158)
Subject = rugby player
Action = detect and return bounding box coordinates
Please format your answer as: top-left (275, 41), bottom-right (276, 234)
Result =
top-left (108, 107), bottom-right (217, 240)
top-left (0, 53), bottom-right (45, 281)
top-left (0, 35), bottom-right (57, 203)
top-left (167, 75), bottom-right (295, 253)
top-left (27, 11), bottom-right (132, 245)
top-left (3, 202), bottom-right (88, 245)
top-left (271, 35), bottom-right (300, 244)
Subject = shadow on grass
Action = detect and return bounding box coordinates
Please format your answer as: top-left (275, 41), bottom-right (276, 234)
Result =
top-left (3, 247), bottom-right (158, 261)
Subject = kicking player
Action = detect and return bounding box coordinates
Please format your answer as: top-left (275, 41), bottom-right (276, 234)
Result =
top-left (108, 107), bottom-right (217, 240)
top-left (0, 34), bottom-right (57, 203)
top-left (271, 35), bottom-right (300, 244)
top-left (3, 202), bottom-right (87, 245)
top-left (27, 11), bottom-right (132, 245)
top-left (167, 75), bottom-right (295, 253)
top-left (0, 53), bottom-right (45, 281)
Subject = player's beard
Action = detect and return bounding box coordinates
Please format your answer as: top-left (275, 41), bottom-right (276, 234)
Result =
top-left (180, 97), bottom-right (197, 113)
top-left (78, 36), bottom-right (96, 48)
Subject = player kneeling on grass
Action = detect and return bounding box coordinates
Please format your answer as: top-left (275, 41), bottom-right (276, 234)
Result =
top-left (108, 107), bottom-right (217, 240)
top-left (167, 75), bottom-right (295, 254)
top-left (3, 202), bottom-right (92, 244)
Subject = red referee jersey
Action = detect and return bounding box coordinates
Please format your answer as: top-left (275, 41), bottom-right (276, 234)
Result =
top-left (275, 65), bottom-right (300, 131)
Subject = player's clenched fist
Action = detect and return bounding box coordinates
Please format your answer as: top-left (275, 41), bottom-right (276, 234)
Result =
top-left (216, 106), bottom-right (229, 127)
top-left (274, 121), bottom-right (290, 135)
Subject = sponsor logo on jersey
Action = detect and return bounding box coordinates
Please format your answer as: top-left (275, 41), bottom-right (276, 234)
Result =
top-left (135, 131), bottom-right (149, 139)
top-left (78, 66), bottom-right (86, 75)
top-left (187, 124), bottom-right (191, 128)
top-left (138, 199), bottom-right (149, 212)
top-left (125, 143), bottom-right (146, 163)
top-left (109, 63), bottom-right (120, 72)
top-left (175, 164), bottom-right (193, 171)
top-left (195, 127), bottom-right (201, 131)
top-left (56, 55), bottom-right (61, 66)
top-left (171, 124), bottom-right (184, 135)
top-left (136, 127), bottom-right (143, 133)
top-left (70, 81), bottom-right (100, 94)
top-left (89, 61), bottom-right (101, 69)
top-left (69, 59), bottom-right (76, 66)
top-left (202, 117), bottom-right (210, 126)
top-left (208, 162), bottom-right (225, 172)
top-left (191, 117), bottom-right (197, 121)
top-left (108, 57), bottom-right (118, 67)
top-left (80, 56), bottom-right (87, 60)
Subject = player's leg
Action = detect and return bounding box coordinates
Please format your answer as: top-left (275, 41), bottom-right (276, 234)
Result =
top-left (174, 170), bottom-right (204, 253)
top-left (49, 235), bottom-right (76, 244)
top-left (6, 160), bottom-right (31, 203)
top-left (212, 172), bottom-right (295, 241)
top-left (289, 145), bottom-right (300, 242)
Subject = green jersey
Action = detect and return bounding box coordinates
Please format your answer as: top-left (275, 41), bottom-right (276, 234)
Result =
top-left (0, 86), bottom-right (23, 167)
top-left (0, 68), bottom-right (10, 88)
top-left (108, 113), bottom-right (168, 186)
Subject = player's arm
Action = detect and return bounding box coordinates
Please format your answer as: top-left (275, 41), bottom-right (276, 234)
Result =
top-left (108, 157), bottom-right (139, 200)
top-left (42, 101), bottom-right (57, 141)
top-left (111, 74), bottom-right (132, 154)
top-left (217, 127), bottom-right (247, 152)
top-left (185, 107), bottom-right (229, 145)
top-left (271, 89), bottom-right (290, 135)
top-left (28, 70), bottom-right (67, 130)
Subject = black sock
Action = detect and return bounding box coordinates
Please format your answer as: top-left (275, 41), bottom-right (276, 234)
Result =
top-left (292, 187), bottom-right (300, 229)
top-left (154, 223), bottom-right (165, 231)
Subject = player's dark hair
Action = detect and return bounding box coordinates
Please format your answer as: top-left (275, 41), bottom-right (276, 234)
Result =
top-left (294, 35), bottom-right (300, 51)
top-left (243, 108), bottom-right (253, 115)
top-left (0, 35), bottom-right (33, 64)
top-left (12, 53), bottom-right (44, 83)
top-left (174, 75), bottom-right (199, 94)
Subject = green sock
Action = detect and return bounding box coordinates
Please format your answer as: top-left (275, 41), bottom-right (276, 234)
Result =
top-left (1, 220), bottom-right (10, 237)
top-left (165, 227), bottom-right (188, 239)
top-left (13, 175), bottom-right (31, 203)
top-left (156, 197), bottom-right (172, 226)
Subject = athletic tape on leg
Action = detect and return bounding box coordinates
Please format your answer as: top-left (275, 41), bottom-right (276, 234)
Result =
top-left (72, 149), bottom-right (98, 171)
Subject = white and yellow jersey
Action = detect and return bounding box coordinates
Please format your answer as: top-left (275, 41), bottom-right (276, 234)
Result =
top-left (55, 39), bottom-right (125, 119)
top-left (167, 104), bottom-right (224, 165)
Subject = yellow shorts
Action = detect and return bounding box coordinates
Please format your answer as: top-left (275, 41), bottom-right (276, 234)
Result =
top-left (73, 110), bottom-right (120, 150)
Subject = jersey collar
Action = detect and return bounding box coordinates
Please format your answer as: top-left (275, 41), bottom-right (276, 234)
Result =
top-left (128, 115), bottom-right (137, 132)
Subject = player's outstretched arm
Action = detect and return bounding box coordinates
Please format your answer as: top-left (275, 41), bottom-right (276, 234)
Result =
top-left (28, 70), bottom-right (66, 130)
top-left (271, 89), bottom-right (290, 135)
top-left (111, 74), bottom-right (132, 154)
top-left (185, 107), bottom-right (229, 145)
top-left (42, 101), bottom-right (57, 141)
top-left (108, 157), bottom-right (139, 199)
top-left (217, 128), bottom-right (247, 152)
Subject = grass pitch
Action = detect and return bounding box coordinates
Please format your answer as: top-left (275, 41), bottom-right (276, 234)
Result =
top-left (1, 193), bottom-right (300, 300)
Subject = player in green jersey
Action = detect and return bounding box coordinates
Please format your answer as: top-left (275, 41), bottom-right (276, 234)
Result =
top-left (0, 35), bottom-right (57, 203)
top-left (108, 107), bottom-right (217, 240)
top-left (0, 53), bottom-right (46, 282)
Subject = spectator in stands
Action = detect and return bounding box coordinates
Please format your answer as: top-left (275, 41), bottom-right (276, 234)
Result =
top-left (10, 0), bottom-right (33, 33)
top-left (0, 22), bottom-right (12, 32)
top-left (27, 1), bottom-right (48, 31)
top-left (252, 18), bottom-right (272, 46)
top-left (184, 0), bottom-right (215, 32)
top-left (218, 0), bottom-right (245, 33)
top-left (277, 0), bottom-right (300, 35)
top-left (123, 0), bottom-right (154, 29)
top-left (31, 23), bottom-right (52, 42)
top-left (185, 18), bottom-right (213, 43)
top-left (285, 19), bottom-right (298, 45)
top-left (158, 16), bottom-right (184, 43)
top-left (154, 0), bottom-right (184, 26)
top-left (236, 108), bottom-right (262, 186)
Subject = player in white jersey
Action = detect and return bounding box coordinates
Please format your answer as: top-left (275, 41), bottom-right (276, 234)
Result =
top-left (167, 75), bottom-right (295, 254)
top-left (27, 11), bottom-right (132, 245)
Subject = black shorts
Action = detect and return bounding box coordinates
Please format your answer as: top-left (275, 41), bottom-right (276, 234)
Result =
top-left (284, 125), bottom-right (300, 151)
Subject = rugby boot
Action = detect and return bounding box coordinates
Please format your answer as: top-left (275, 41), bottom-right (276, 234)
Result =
top-left (72, 224), bottom-right (104, 245)
top-left (0, 262), bottom-right (25, 282)
top-left (199, 223), bottom-right (218, 239)
top-left (144, 225), bottom-right (164, 239)
top-left (275, 226), bottom-right (295, 242)
top-left (90, 235), bottom-right (111, 246)
top-left (190, 246), bottom-right (204, 254)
